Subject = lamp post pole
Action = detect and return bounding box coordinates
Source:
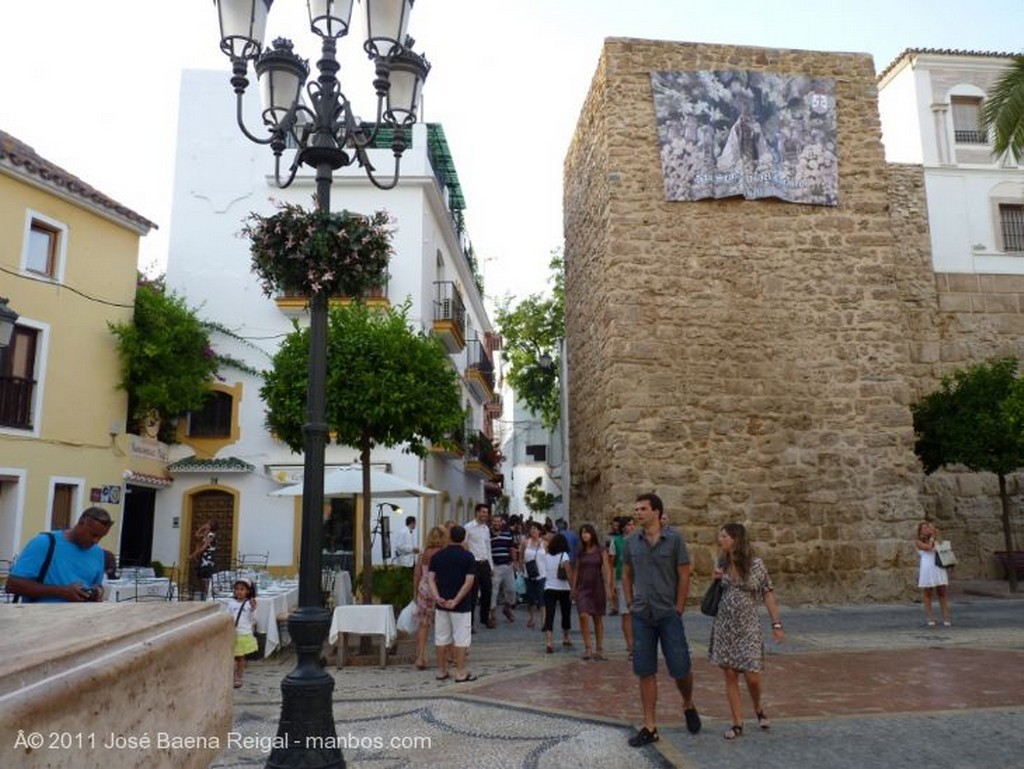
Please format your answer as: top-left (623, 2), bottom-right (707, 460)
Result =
top-left (213, 3), bottom-right (428, 767)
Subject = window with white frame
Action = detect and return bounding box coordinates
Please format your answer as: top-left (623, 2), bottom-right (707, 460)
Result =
top-left (22, 212), bottom-right (67, 281)
top-left (951, 96), bottom-right (985, 144)
top-left (1000, 204), bottom-right (1024, 253)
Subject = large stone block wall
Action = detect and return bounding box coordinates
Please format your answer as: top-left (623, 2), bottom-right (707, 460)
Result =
top-left (565, 39), bottom-right (933, 603)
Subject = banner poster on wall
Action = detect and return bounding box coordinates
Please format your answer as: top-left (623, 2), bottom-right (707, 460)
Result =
top-left (650, 70), bottom-right (838, 206)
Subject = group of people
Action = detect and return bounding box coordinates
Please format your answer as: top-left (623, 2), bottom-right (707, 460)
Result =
top-left (399, 495), bottom-right (787, 745)
top-left (4, 501), bottom-right (958, 742)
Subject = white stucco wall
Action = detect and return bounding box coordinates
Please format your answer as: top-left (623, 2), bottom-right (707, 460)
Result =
top-left (159, 69), bottom-right (496, 571)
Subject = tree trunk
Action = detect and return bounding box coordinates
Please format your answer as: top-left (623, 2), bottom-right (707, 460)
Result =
top-left (998, 473), bottom-right (1018, 592)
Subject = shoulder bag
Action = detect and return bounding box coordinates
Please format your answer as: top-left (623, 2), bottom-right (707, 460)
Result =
top-left (700, 578), bottom-right (724, 617)
top-left (934, 540), bottom-right (957, 568)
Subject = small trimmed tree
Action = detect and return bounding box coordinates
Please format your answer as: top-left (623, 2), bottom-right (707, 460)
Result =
top-left (261, 300), bottom-right (465, 602)
top-left (911, 357), bottom-right (1024, 591)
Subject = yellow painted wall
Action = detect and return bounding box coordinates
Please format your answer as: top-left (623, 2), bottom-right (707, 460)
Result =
top-left (0, 170), bottom-right (143, 552)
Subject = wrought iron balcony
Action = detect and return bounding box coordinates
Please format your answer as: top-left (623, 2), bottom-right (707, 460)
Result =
top-left (464, 337), bottom-right (494, 402)
top-left (432, 281), bottom-right (466, 353)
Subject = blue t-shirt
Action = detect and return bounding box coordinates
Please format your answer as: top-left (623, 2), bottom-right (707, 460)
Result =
top-left (11, 530), bottom-right (105, 603)
top-left (429, 544), bottom-right (477, 612)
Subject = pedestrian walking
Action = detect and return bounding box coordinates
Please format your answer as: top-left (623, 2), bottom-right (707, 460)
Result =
top-left (539, 532), bottom-right (574, 653)
top-left (572, 523), bottom-right (612, 660)
top-left (707, 523), bottom-right (784, 740)
top-left (622, 493), bottom-right (701, 747)
top-left (428, 525), bottom-right (478, 682)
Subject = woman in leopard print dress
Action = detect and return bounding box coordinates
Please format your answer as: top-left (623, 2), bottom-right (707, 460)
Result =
top-left (707, 523), bottom-right (784, 741)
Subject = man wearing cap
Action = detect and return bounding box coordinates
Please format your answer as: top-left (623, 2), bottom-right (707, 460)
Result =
top-left (6, 507), bottom-right (113, 603)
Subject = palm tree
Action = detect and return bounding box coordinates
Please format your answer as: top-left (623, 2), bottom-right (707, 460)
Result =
top-left (981, 54), bottom-right (1024, 162)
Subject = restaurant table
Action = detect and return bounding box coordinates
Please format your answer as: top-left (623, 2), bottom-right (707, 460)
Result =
top-left (216, 582), bottom-right (298, 657)
top-left (104, 577), bottom-right (173, 602)
top-left (328, 604), bottom-right (396, 669)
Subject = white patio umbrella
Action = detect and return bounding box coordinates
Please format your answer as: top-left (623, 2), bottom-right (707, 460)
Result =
top-left (269, 466), bottom-right (439, 498)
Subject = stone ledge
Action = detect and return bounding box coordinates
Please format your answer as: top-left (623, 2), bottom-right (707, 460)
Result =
top-left (0, 603), bottom-right (233, 769)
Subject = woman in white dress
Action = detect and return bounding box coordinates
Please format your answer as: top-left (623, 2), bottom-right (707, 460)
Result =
top-left (916, 521), bottom-right (951, 627)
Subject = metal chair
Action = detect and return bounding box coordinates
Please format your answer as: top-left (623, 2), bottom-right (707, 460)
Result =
top-left (0, 559), bottom-right (13, 603)
top-left (321, 567), bottom-right (337, 609)
top-left (236, 552), bottom-right (270, 572)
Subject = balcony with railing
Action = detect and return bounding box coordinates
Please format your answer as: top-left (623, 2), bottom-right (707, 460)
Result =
top-left (0, 376), bottom-right (35, 429)
top-left (432, 281), bottom-right (466, 353)
top-left (465, 338), bottom-right (495, 402)
top-left (273, 274), bottom-right (390, 316)
top-left (484, 393), bottom-right (503, 419)
top-left (430, 422), bottom-right (466, 459)
top-left (464, 429), bottom-right (500, 480)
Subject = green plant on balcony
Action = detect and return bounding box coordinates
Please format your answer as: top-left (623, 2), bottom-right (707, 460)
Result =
top-left (243, 201), bottom-right (392, 298)
top-left (468, 431), bottom-right (500, 470)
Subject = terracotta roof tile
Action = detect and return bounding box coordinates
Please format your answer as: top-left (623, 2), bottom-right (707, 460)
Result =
top-left (0, 128), bottom-right (157, 232)
top-left (878, 48), bottom-right (1021, 82)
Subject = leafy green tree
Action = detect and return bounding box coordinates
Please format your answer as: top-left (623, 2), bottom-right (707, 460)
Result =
top-left (523, 477), bottom-right (556, 518)
top-left (911, 357), bottom-right (1024, 591)
top-left (261, 300), bottom-right (465, 601)
top-left (110, 276), bottom-right (218, 436)
top-left (495, 252), bottom-right (564, 428)
top-left (110, 275), bottom-right (262, 441)
top-left (981, 54), bottom-right (1024, 163)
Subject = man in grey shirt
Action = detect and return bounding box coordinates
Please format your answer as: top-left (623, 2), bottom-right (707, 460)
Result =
top-left (622, 493), bottom-right (701, 746)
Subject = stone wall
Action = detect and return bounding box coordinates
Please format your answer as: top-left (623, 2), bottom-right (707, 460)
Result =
top-left (565, 39), bottom-right (927, 603)
top-left (564, 39), bottom-right (1024, 602)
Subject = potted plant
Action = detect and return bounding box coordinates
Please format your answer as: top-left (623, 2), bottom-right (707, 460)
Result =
top-left (242, 202), bottom-right (393, 299)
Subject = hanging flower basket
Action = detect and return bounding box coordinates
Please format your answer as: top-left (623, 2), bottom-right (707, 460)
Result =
top-left (242, 202), bottom-right (394, 298)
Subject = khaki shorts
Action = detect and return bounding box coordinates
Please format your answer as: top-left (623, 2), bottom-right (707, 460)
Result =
top-left (434, 609), bottom-right (472, 647)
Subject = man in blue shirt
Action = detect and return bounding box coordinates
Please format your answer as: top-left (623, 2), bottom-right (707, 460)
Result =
top-left (7, 507), bottom-right (113, 603)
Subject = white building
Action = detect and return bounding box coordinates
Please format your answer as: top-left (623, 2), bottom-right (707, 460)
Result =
top-left (877, 49), bottom-right (1024, 273)
top-left (497, 388), bottom-right (565, 524)
top-left (157, 70), bottom-right (502, 578)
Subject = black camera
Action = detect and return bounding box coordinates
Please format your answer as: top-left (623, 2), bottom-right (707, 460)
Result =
top-left (87, 587), bottom-right (102, 602)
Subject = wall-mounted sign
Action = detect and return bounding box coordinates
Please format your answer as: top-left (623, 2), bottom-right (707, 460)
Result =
top-left (90, 485), bottom-right (122, 505)
top-left (651, 70), bottom-right (838, 206)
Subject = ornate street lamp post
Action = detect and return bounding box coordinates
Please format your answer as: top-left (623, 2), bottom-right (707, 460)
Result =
top-left (0, 298), bottom-right (18, 348)
top-left (213, 2), bottom-right (429, 767)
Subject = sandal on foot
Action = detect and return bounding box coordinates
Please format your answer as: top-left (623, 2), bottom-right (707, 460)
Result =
top-left (628, 726), bottom-right (659, 747)
top-left (562, 638), bottom-right (573, 647)
top-left (454, 673), bottom-right (478, 683)
top-left (723, 724), bottom-right (743, 740)
top-left (594, 652), bottom-right (607, 661)
top-left (926, 620), bottom-right (936, 627)
top-left (545, 644), bottom-right (554, 654)
top-left (435, 673), bottom-right (450, 681)
top-left (581, 652), bottom-right (592, 661)
top-left (756, 710), bottom-right (770, 730)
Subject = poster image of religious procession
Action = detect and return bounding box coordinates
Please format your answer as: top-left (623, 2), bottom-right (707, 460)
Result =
top-left (650, 70), bottom-right (838, 206)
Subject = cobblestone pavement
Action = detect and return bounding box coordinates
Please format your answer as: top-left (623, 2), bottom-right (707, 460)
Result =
top-left (212, 583), bottom-right (1023, 768)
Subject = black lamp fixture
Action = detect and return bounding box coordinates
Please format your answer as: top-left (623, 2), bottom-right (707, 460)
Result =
top-left (0, 298), bottom-right (18, 349)
top-left (212, 2), bottom-right (429, 767)
top-left (538, 351), bottom-right (553, 372)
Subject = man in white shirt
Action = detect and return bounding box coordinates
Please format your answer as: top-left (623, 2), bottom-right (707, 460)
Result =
top-left (463, 503), bottom-right (494, 628)
top-left (392, 516), bottom-right (420, 569)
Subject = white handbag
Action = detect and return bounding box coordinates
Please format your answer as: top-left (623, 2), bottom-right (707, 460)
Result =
top-left (934, 541), bottom-right (957, 568)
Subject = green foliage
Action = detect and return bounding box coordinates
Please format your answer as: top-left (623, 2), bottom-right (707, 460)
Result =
top-left (495, 251), bottom-right (564, 428)
top-left (109, 276), bottom-right (219, 423)
top-left (261, 300), bottom-right (465, 455)
top-left (355, 565), bottom-right (413, 611)
top-left (912, 358), bottom-right (1024, 477)
top-left (261, 300), bottom-right (466, 601)
top-left (523, 477), bottom-right (556, 515)
top-left (981, 55), bottom-right (1024, 163)
top-left (912, 357), bottom-right (1024, 589)
top-left (242, 202), bottom-right (393, 298)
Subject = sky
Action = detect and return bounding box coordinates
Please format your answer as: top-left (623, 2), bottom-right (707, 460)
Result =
top-left (2, 1), bottom-right (1021, 312)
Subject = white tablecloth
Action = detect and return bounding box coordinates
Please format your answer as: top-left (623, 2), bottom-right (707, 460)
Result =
top-left (328, 605), bottom-right (397, 668)
top-left (216, 584), bottom-right (298, 657)
top-left (104, 578), bottom-right (172, 602)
